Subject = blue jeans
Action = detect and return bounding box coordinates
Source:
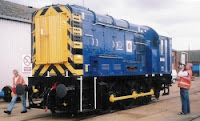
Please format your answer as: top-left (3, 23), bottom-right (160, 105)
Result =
top-left (7, 94), bottom-right (26, 112)
top-left (180, 88), bottom-right (190, 114)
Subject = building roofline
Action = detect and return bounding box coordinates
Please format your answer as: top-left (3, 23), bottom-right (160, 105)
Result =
top-left (0, 14), bottom-right (31, 24)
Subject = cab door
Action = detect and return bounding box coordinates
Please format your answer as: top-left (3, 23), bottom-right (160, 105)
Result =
top-left (91, 25), bottom-right (104, 55)
top-left (104, 27), bottom-right (115, 55)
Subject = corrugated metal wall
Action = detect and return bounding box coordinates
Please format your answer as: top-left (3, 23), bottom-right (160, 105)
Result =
top-left (0, 19), bottom-right (31, 90)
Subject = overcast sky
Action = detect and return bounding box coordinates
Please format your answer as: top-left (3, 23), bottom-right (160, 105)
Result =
top-left (7, 0), bottom-right (200, 50)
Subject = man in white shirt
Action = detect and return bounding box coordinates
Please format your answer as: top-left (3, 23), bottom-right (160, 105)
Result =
top-left (4, 70), bottom-right (27, 115)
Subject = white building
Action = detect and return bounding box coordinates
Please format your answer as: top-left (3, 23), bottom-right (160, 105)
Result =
top-left (0, 0), bottom-right (37, 90)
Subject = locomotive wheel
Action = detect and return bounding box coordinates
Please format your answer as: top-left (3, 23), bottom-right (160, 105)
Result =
top-left (97, 81), bottom-right (114, 114)
top-left (120, 99), bottom-right (135, 109)
top-left (141, 78), bottom-right (152, 105)
top-left (99, 88), bottom-right (112, 114)
top-left (119, 80), bottom-right (135, 109)
top-left (137, 96), bottom-right (152, 105)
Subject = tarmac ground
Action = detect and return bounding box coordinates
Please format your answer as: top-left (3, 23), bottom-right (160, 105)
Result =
top-left (1, 77), bottom-right (200, 121)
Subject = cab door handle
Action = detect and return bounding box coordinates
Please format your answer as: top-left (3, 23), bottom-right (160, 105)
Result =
top-left (95, 39), bottom-right (98, 46)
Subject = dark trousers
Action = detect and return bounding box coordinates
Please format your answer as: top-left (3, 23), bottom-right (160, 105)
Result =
top-left (180, 88), bottom-right (190, 114)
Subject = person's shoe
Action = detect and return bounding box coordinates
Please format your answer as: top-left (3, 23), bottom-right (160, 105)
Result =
top-left (21, 110), bottom-right (27, 113)
top-left (4, 110), bottom-right (11, 115)
top-left (178, 112), bottom-right (186, 115)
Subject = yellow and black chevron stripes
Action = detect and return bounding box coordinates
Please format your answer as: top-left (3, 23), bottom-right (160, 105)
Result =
top-left (31, 9), bottom-right (42, 75)
top-left (72, 27), bottom-right (82, 36)
top-left (31, 5), bottom-right (84, 76)
top-left (66, 12), bottom-right (83, 74)
top-left (72, 13), bottom-right (82, 23)
top-left (33, 64), bottom-right (67, 76)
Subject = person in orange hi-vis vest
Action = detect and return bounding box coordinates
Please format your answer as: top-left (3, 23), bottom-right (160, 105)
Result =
top-left (4, 70), bottom-right (27, 115)
top-left (177, 63), bottom-right (193, 115)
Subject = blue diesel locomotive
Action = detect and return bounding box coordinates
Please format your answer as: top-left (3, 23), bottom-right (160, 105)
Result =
top-left (29, 4), bottom-right (172, 113)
